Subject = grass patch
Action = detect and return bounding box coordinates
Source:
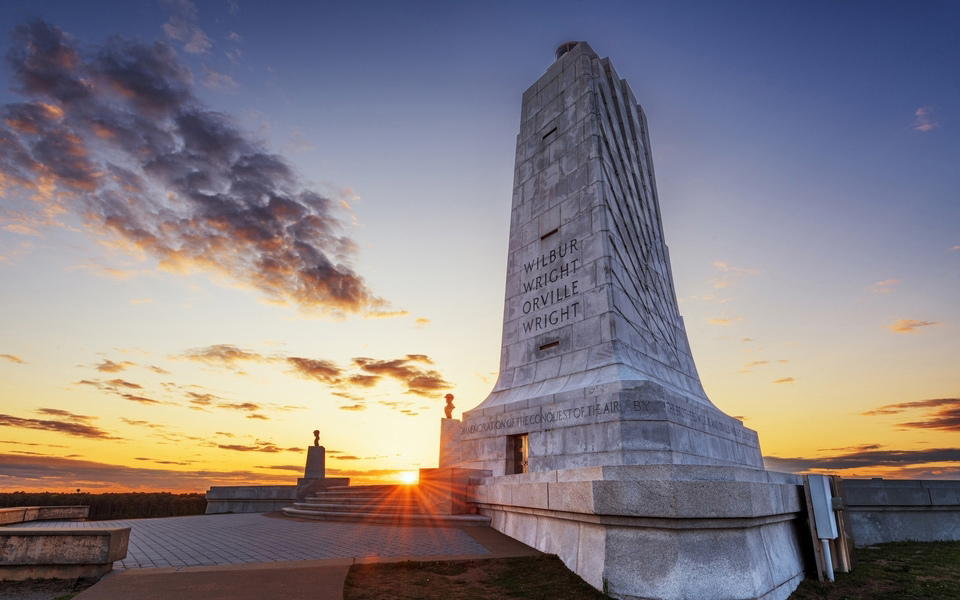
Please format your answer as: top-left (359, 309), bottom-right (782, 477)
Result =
top-left (343, 555), bottom-right (609, 600)
top-left (790, 541), bottom-right (960, 599)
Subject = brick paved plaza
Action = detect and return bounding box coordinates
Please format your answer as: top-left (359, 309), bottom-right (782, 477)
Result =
top-left (30, 513), bottom-right (490, 569)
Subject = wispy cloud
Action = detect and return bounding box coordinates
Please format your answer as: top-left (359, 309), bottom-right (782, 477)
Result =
top-left (0, 20), bottom-right (384, 316)
top-left (0, 354), bottom-right (26, 364)
top-left (176, 344), bottom-right (277, 371)
top-left (95, 359), bottom-right (136, 373)
top-left (863, 397), bottom-right (960, 432)
top-left (161, 0), bottom-right (212, 54)
top-left (217, 440), bottom-right (299, 453)
top-left (0, 408), bottom-right (118, 439)
top-left (0, 452), bottom-right (304, 492)
top-left (706, 316), bottom-right (743, 326)
top-left (200, 65), bottom-right (237, 90)
top-left (711, 261), bottom-right (760, 289)
top-left (740, 360), bottom-right (769, 373)
top-left (773, 377), bottom-right (796, 384)
top-left (885, 319), bottom-right (940, 333)
top-left (764, 447), bottom-right (960, 474)
top-left (353, 354), bottom-right (451, 397)
top-left (286, 357), bottom-right (343, 384)
top-left (364, 310), bottom-right (409, 319)
top-left (913, 106), bottom-right (939, 132)
top-left (868, 279), bottom-right (900, 294)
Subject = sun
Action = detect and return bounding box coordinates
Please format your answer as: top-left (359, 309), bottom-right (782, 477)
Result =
top-left (399, 471), bottom-right (418, 485)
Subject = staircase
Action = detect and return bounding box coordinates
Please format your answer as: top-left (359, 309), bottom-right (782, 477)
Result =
top-left (281, 484), bottom-right (490, 527)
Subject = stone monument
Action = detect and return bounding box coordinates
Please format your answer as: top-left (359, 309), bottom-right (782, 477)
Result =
top-left (451, 42), bottom-right (808, 600)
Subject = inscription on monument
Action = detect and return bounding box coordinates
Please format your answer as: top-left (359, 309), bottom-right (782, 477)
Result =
top-left (461, 398), bottom-right (760, 448)
top-left (519, 238), bottom-right (583, 337)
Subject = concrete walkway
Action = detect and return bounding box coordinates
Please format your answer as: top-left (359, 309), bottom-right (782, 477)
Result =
top-left (26, 512), bottom-right (537, 599)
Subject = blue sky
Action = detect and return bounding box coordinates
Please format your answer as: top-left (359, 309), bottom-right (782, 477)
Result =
top-left (0, 0), bottom-right (957, 490)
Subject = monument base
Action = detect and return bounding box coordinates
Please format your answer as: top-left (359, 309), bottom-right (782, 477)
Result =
top-left (469, 465), bottom-right (809, 600)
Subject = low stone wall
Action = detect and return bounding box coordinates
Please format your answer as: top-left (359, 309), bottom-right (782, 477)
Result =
top-left (205, 479), bottom-right (350, 514)
top-left (205, 485), bottom-right (298, 514)
top-left (0, 505), bottom-right (89, 526)
top-left (0, 527), bottom-right (130, 581)
top-left (844, 479), bottom-right (960, 546)
top-left (471, 465), bottom-right (810, 600)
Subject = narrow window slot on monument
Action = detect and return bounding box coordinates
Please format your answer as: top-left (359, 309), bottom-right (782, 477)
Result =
top-left (507, 434), bottom-right (528, 475)
top-left (539, 340), bottom-right (560, 351)
top-left (542, 126), bottom-right (557, 140)
top-left (540, 228), bottom-right (558, 240)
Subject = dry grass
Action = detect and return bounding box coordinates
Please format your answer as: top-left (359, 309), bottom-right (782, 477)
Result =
top-left (790, 541), bottom-right (960, 599)
top-left (343, 555), bottom-right (609, 600)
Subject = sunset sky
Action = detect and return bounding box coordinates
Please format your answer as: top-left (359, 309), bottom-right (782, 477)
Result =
top-left (1, 0), bottom-right (957, 492)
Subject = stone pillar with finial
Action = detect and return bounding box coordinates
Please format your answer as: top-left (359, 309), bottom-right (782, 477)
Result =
top-left (439, 393), bottom-right (462, 467)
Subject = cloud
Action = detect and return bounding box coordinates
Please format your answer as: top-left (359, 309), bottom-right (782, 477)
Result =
top-left (185, 391), bottom-right (219, 406)
top-left (201, 65), bottom-right (237, 90)
top-left (95, 359), bottom-right (136, 372)
top-left (161, 0), bottom-right (212, 55)
top-left (913, 106), bottom-right (939, 132)
top-left (119, 393), bottom-right (162, 405)
top-left (338, 404), bottom-right (366, 411)
top-left (106, 378), bottom-right (141, 389)
top-left (885, 319), bottom-right (940, 333)
top-left (217, 440), bottom-right (297, 453)
top-left (221, 402), bottom-right (261, 412)
top-left (0, 354), bottom-right (26, 364)
top-left (353, 355), bottom-right (451, 397)
top-left (286, 356), bottom-right (343, 384)
top-left (764, 447), bottom-right (960, 473)
top-left (0, 409), bottom-right (117, 439)
top-left (148, 365), bottom-right (171, 374)
top-left (707, 317), bottom-right (743, 326)
top-left (177, 344), bottom-right (274, 370)
top-left (255, 464), bottom-right (301, 472)
top-left (773, 377), bottom-right (795, 384)
top-left (0, 452), bottom-right (304, 492)
top-left (951, 245), bottom-right (959, 251)
top-left (364, 309), bottom-right (409, 319)
top-left (863, 397), bottom-right (960, 432)
top-left (711, 261), bottom-right (760, 289)
top-left (120, 418), bottom-right (165, 429)
top-left (868, 279), bottom-right (899, 294)
top-left (0, 20), bottom-right (384, 316)
top-left (414, 317), bottom-right (430, 327)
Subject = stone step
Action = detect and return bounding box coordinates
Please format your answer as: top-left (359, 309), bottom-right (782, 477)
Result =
top-left (313, 492), bottom-right (420, 502)
top-left (302, 497), bottom-right (420, 508)
top-left (316, 487), bottom-right (416, 497)
top-left (281, 506), bottom-right (490, 528)
top-left (292, 502), bottom-right (425, 514)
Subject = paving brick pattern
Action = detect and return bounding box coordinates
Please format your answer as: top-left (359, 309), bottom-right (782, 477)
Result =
top-left (31, 513), bottom-right (489, 570)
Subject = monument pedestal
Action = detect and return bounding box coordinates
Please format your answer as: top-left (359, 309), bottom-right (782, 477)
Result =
top-left (470, 465), bottom-right (808, 600)
top-left (439, 419), bottom-right (462, 468)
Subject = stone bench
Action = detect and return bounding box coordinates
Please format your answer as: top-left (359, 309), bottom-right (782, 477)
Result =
top-left (0, 526), bottom-right (130, 581)
top-left (0, 505), bottom-right (89, 526)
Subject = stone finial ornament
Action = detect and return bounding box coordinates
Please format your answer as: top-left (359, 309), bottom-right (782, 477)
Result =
top-left (313, 429), bottom-right (320, 447)
top-left (444, 394), bottom-right (455, 419)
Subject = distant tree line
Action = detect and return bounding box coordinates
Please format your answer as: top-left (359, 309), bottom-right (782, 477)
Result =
top-left (0, 492), bottom-right (207, 520)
